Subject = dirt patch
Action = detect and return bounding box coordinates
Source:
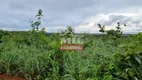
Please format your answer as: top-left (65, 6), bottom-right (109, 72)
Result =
top-left (0, 74), bottom-right (25, 80)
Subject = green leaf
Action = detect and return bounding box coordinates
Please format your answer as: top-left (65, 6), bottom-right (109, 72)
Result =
top-left (128, 70), bottom-right (135, 77)
top-left (134, 56), bottom-right (141, 64)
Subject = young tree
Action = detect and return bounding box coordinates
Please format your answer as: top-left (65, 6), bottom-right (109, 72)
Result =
top-left (98, 22), bottom-right (125, 38)
top-left (31, 9), bottom-right (43, 32)
top-left (59, 26), bottom-right (75, 37)
top-left (98, 24), bottom-right (105, 33)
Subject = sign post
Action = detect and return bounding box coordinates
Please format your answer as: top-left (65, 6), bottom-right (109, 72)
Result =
top-left (60, 35), bottom-right (84, 51)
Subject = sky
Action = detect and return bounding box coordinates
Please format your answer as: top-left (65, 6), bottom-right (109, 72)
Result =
top-left (0, 0), bottom-right (142, 33)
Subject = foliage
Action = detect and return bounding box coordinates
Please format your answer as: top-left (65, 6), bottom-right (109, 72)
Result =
top-left (0, 29), bottom-right (142, 80)
top-left (114, 33), bottom-right (142, 80)
top-left (59, 26), bottom-right (75, 38)
top-left (98, 22), bottom-right (124, 39)
top-left (31, 9), bottom-right (43, 32)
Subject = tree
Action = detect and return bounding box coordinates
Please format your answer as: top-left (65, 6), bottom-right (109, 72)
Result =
top-left (98, 24), bottom-right (105, 33)
top-left (31, 9), bottom-right (43, 32)
top-left (98, 22), bottom-right (125, 38)
top-left (59, 26), bottom-right (75, 37)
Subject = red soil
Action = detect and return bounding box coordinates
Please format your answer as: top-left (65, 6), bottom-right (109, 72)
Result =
top-left (0, 74), bottom-right (25, 80)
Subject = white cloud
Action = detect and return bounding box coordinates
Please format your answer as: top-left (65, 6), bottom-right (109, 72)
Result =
top-left (75, 13), bottom-right (142, 33)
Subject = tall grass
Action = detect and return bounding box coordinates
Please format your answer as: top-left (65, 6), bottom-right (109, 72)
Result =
top-left (0, 31), bottom-right (142, 80)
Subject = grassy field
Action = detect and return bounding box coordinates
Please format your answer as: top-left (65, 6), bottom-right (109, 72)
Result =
top-left (0, 29), bottom-right (142, 80)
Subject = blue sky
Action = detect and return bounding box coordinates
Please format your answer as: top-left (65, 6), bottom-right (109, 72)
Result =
top-left (0, 0), bottom-right (142, 33)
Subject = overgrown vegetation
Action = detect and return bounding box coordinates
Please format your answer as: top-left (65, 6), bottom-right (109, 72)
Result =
top-left (0, 9), bottom-right (142, 80)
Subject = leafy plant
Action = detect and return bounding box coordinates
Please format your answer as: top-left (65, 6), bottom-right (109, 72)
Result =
top-left (98, 22), bottom-right (124, 39)
top-left (59, 26), bottom-right (75, 38)
top-left (31, 9), bottom-right (43, 32)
